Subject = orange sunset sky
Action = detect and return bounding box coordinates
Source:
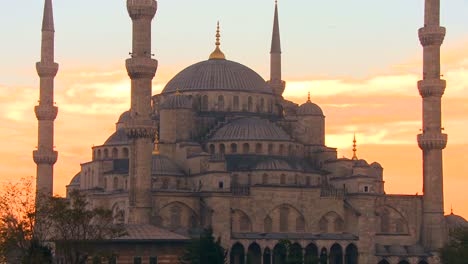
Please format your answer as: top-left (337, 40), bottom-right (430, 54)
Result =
top-left (0, 0), bottom-right (467, 219)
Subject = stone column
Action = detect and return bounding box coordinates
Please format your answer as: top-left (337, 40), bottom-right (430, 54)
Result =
top-left (125, 0), bottom-right (158, 224)
top-left (417, 0), bottom-right (447, 251)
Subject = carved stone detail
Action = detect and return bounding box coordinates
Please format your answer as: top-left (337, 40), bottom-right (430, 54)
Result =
top-left (127, 0), bottom-right (157, 20)
top-left (417, 133), bottom-right (448, 150)
top-left (418, 79), bottom-right (446, 98)
top-left (35, 105), bottom-right (58, 121)
top-left (36, 62), bottom-right (59, 77)
top-left (418, 26), bottom-right (446, 47)
top-left (33, 150), bottom-right (58, 165)
top-left (126, 57), bottom-right (158, 79)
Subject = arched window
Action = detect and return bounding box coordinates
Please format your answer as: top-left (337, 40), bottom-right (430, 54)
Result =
top-left (264, 216), bottom-right (272, 232)
top-left (113, 177), bottom-right (119, 190)
top-left (330, 243), bottom-right (343, 264)
top-left (209, 144), bottom-right (215, 154)
top-left (123, 148), bottom-right (129, 158)
top-left (230, 243), bottom-right (245, 264)
top-left (279, 207), bottom-right (289, 232)
top-left (240, 215), bottom-right (250, 232)
top-left (279, 144), bottom-right (285, 155)
top-left (218, 95), bottom-right (224, 111)
top-left (345, 244), bottom-right (359, 264)
top-left (231, 143), bottom-right (238, 153)
top-left (93, 150), bottom-right (96, 160)
top-left (262, 174), bottom-right (268, 184)
top-left (306, 176), bottom-right (311, 186)
top-left (280, 174), bottom-right (286, 184)
top-left (248, 97), bottom-right (253, 112)
top-left (243, 143), bottom-right (250, 154)
top-left (202, 95), bottom-right (208, 111)
top-left (294, 174), bottom-right (299, 184)
top-left (296, 216), bottom-right (305, 232)
top-left (288, 145), bottom-right (293, 156)
top-left (112, 148), bottom-right (118, 158)
top-left (233, 96), bottom-right (240, 111)
top-left (319, 217), bottom-right (328, 233)
top-left (220, 144), bottom-right (226, 155)
top-left (104, 149), bottom-right (109, 159)
top-left (260, 98), bottom-right (265, 112)
top-left (255, 143), bottom-right (262, 154)
top-left (170, 205), bottom-right (181, 229)
top-left (97, 149), bottom-right (102, 159)
top-left (162, 179), bottom-right (169, 189)
top-left (268, 144), bottom-right (274, 154)
top-left (263, 248), bottom-right (272, 264)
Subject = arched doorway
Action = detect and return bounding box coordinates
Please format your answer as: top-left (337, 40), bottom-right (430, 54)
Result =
top-left (344, 244), bottom-right (358, 264)
top-left (304, 243), bottom-right (319, 264)
top-left (230, 243), bottom-right (245, 264)
top-left (289, 243), bottom-right (303, 264)
top-left (319, 248), bottom-right (328, 264)
top-left (263, 247), bottom-right (271, 264)
top-left (329, 243), bottom-right (343, 264)
top-left (273, 243), bottom-right (287, 264)
top-left (247, 243), bottom-right (261, 264)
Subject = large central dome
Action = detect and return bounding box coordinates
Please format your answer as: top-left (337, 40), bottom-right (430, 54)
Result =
top-left (162, 59), bottom-right (272, 95)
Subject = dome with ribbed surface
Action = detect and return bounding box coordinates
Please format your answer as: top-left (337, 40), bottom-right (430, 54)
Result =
top-left (152, 155), bottom-right (185, 177)
top-left (162, 60), bottom-right (272, 94)
top-left (104, 129), bottom-right (128, 146)
top-left (160, 95), bottom-right (192, 110)
top-left (445, 213), bottom-right (468, 229)
top-left (297, 101), bottom-right (323, 116)
top-left (210, 118), bottom-right (291, 142)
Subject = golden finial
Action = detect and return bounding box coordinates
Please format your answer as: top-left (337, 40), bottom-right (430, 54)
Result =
top-left (451, 204), bottom-right (454, 215)
top-left (307, 92), bottom-right (311, 102)
top-left (352, 133), bottom-right (358, 160)
top-left (209, 21), bottom-right (226, 60)
top-left (175, 87), bottom-right (181, 96)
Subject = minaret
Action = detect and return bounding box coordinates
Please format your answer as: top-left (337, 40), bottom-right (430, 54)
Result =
top-left (33, 0), bottom-right (59, 205)
top-left (125, 0), bottom-right (158, 224)
top-left (268, 0), bottom-right (285, 96)
top-left (417, 0), bottom-right (447, 251)
top-left (352, 134), bottom-right (358, 161)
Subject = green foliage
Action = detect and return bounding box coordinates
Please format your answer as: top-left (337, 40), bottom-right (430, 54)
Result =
top-left (440, 227), bottom-right (468, 264)
top-left (181, 228), bottom-right (227, 264)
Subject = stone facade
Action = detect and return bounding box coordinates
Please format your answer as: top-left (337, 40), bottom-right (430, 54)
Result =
top-left (31, 0), bottom-right (468, 263)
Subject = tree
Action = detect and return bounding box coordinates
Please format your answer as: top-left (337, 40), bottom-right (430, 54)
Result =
top-left (0, 177), bottom-right (52, 263)
top-left (440, 227), bottom-right (468, 264)
top-left (42, 190), bottom-right (126, 264)
top-left (181, 228), bottom-right (227, 264)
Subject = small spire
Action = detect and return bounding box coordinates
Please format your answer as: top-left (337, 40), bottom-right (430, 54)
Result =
top-left (42, 0), bottom-right (55, 32)
top-left (307, 92), bottom-right (311, 102)
top-left (451, 204), bottom-right (454, 215)
top-left (209, 21), bottom-right (226, 60)
top-left (352, 133), bottom-right (358, 160)
top-left (271, 0), bottom-right (281, 54)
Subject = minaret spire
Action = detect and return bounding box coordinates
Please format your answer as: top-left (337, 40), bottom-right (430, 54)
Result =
top-left (418, 0), bottom-right (447, 251)
top-left (352, 134), bottom-right (358, 161)
top-left (209, 21), bottom-right (226, 60)
top-left (268, 0), bottom-right (285, 96)
top-left (34, 0), bottom-right (59, 205)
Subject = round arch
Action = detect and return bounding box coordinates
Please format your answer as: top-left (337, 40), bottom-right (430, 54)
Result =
top-left (247, 242), bottom-right (261, 264)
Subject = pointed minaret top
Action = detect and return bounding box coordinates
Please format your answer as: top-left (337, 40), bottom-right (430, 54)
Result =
top-left (307, 92), bottom-right (311, 103)
top-left (352, 134), bottom-right (358, 161)
top-left (209, 21), bottom-right (226, 60)
top-left (271, 0), bottom-right (281, 53)
top-left (42, 0), bottom-right (55, 32)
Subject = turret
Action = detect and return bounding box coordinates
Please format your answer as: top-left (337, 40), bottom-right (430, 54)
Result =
top-left (267, 0), bottom-right (285, 96)
top-left (33, 0), bottom-right (59, 205)
top-left (125, 0), bottom-right (158, 224)
top-left (417, 0), bottom-right (447, 251)
top-left (295, 93), bottom-right (325, 146)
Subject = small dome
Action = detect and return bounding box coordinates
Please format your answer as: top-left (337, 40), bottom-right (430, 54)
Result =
top-left (104, 129), bottom-right (129, 146)
top-left (354, 159), bottom-right (369, 167)
top-left (152, 155), bottom-right (185, 177)
top-left (255, 159), bottom-right (292, 171)
top-left (162, 60), bottom-right (271, 95)
top-left (370, 162), bottom-right (383, 168)
top-left (445, 213), bottom-right (468, 229)
top-left (160, 95), bottom-right (192, 110)
top-left (68, 172), bottom-right (80, 186)
top-left (297, 101), bottom-right (323, 116)
top-left (210, 117), bottom-right (291, 142)
top-left (117, 110), bottom-right (131, 124)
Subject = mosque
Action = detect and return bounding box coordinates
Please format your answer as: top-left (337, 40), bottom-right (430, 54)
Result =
top-left (33, 0), bottom-right (467, 263)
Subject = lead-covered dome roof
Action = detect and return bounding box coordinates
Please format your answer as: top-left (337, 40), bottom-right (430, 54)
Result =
top-left (297, 100), bottom-right (323, 116)
top-left (104, 129), bottom-right (128, 146)
top-left (152, 155), bottom-right (185, 176)
top-left (162, 60), bottom-right (272, 95)
top-left (210, 117), bottom-right (291, 142)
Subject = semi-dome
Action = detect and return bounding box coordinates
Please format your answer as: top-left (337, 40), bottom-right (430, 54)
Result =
top-left (160, 94), bottom-right (192, 110)
top-left (162, 60), bottom-right (272, 95)
top-left (445, 212), bottom-right (468, 230)
top-left (117, 110), bottom-right (131, 124)
top-left (255, 159), bottom-right (292, 171)
top-left (152, 155), bottom-right (185, 177)
top-left (210, 117), bottom-right (291, 142)
top-left (68, 172), bottom-right (81, 186)
top-left (297, 100), bottom-right (323, 116)
top-left (104, 129), bottom-right (128, 146)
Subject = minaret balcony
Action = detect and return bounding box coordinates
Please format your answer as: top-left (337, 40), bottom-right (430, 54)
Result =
top-left (36, 62), bottom-right (59, 77)
top-left (419, 26), bottom-right (445, 46)
top-left (417, 133), bottom-right (447, 150)
top-left (125, 118), bottom-right (157, 140)
top-left (35, 105), bottom-right (58, 121)
top-left (127, 0), bottom-right (157, 19)
top-left (33, 149), bottom-right (58, 165)
top-left (126, 57), bottom-right (158, 79)
top-left (418, 79), bottom-right (446, 97)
